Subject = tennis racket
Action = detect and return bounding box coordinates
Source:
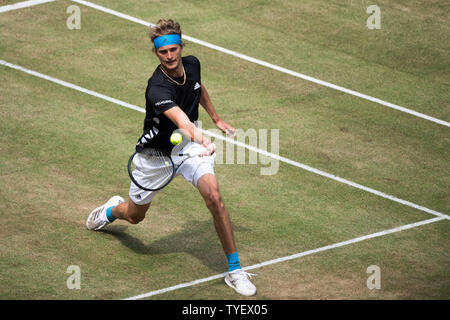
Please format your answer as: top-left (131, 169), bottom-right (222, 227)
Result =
top-left (128, 146), bottom-right (207, 191)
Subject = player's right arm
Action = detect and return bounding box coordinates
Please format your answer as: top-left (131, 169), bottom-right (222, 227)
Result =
top-left (164, 106), bottom-right (216, 155)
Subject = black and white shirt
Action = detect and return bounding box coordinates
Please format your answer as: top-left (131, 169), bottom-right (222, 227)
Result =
top-left (137, 55), bottom-right (202, 150)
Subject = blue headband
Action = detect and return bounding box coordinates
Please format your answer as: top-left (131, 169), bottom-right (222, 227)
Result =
top-left (153, 34), bottom-right (182, 49)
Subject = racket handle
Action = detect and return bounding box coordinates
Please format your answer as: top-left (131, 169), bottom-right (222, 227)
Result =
top-left (178, 147), bottom-right (207, 157)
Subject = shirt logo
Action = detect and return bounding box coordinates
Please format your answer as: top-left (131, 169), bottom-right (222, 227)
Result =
top-left (155, 99), bottom-right (173, 106)
top-left (194, 82), bottom-right (201, 90)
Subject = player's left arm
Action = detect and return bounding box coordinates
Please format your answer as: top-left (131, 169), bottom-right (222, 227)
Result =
top-left (200, 83), bottom-right (236, 137)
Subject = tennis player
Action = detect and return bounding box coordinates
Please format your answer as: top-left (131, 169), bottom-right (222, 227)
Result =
top-left (86, 19), bottom-right (256, 296)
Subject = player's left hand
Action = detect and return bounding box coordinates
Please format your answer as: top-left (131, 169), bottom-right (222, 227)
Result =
top-left (215, 119), bottom-right (236, 137)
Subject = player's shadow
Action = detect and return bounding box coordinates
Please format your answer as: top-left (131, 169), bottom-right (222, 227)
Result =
top-left (103, 220), bottom-right (249, 273)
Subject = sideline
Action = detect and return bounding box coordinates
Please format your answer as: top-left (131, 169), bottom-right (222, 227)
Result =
top-left (0, 0), bottom-right (55, 13)
top-left (1, 59), bottom-right (448, 221)
top-left (1, 59), bottom-right (448, 299)
top-left (124, 216), bottom-right (446, 299)
top-left (70, 0), bottom-right (450, 128)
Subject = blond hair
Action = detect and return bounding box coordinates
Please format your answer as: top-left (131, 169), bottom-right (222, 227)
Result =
top-left (150, 19), bottom-right (185, 49)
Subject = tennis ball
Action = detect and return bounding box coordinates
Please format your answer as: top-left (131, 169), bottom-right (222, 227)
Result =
top-left (170, 132), bottom-right (183, 145)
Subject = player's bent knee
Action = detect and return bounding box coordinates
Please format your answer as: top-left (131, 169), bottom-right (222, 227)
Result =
top-left (125, 200), bottom-right (149, 224)
top-left (126, 209), bottom-right (146, 224)
top-left (127, 215), bottom-right (145, 224)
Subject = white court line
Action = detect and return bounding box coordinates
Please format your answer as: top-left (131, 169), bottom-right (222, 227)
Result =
top-left (2, 2), bottom-right (448, 298)
top-left (71, 0), bottom-right (450, 128)
top-left (125, 216), bottom-right (446, 299)
top-left (0, 60), bottom-right (144, 114)
top-left (1, 59), bottom-right (448, 299)
top-left (202, 130), bottom-right (449, 220)
top-left (1, 59), bottom-right (448, 221)
top-left (0, 0), bottom-right (55, 13)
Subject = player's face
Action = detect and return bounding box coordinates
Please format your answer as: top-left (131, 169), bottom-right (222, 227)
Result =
top-left (155, 44), bottom-right (183, 73)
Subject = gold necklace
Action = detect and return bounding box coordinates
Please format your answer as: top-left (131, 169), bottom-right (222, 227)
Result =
top-left (160, 65), bottom-right (186, 86)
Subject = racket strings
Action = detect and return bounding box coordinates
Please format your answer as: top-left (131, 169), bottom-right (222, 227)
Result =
top-left (155, 150), bottom-right (174, 178)
top-left (130, 145), bottom-right (205, 191)
top-left (130, 149), bottom-right (174, 190)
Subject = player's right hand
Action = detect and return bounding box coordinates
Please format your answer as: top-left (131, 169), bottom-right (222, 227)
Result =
top-left (201, 142), bottom-right (216, 156)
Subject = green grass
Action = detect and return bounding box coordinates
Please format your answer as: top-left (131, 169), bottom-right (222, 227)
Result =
top-left (0, 0), bottom-right (449, 300)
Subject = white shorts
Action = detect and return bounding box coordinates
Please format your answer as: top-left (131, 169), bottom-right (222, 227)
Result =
top-left (129, 142), bottom-right (216, 205)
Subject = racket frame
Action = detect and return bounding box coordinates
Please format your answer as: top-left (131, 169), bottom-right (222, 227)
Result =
top-left (127, 148), bottom-right (175, 192)
top-left (127, 146), bottom-right (207, 192)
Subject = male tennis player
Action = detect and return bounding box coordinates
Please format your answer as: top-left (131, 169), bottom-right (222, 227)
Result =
top-left (86, 19), bottom-right (256, 296)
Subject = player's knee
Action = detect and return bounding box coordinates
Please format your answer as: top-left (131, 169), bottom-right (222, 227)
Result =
top-left (125, 209), bottom-right (146, 224)
top-left (127, 214), bottom-right (145, 224)
top-left (205, 189), bottom-right (224, 210)
top-left (124, 201), bottom-right (149, 224)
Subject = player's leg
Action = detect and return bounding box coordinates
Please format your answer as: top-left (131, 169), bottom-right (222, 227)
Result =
top-left (176, 141), bottom-right (256, 295)
top-left (196, 173), bottom-right (236, 254)
top-left (110, 200), bottom-right (150, 225)
top-left (87, 147), bottom-right (162, 230)
top-left (86, 196), bottom-right (150, 230)
top-left (196, 173), bottom-right (257, 296)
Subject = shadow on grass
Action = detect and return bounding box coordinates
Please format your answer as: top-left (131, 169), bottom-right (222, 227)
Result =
top-left (102, 220), bottom-right (250, 273)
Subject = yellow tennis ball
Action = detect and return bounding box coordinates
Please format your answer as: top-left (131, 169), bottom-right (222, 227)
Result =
top-left (170, 132), bottom-right (183, 145)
